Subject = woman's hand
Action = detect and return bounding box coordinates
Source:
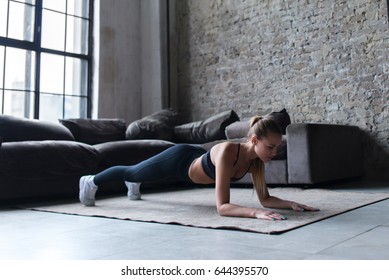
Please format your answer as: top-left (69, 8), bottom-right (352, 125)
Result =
top-left (290, 201), bottom-right (320, 212)
top-left (254, 209), bottom-right (287, 221)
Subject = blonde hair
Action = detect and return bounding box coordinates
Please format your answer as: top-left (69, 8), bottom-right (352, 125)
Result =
top-left (248, 116), bottom-right (282, 201)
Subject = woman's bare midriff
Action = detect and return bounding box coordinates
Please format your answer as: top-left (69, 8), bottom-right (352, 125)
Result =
top-left (188, 156), bottom-right (215, 184)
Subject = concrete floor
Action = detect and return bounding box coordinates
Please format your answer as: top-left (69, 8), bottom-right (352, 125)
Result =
top-left (1, 180), bottom-right (389, 260)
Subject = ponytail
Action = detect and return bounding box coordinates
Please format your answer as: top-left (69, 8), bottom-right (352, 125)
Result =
top-left (248, 116), bottom-right (281, 201)
top-left (251, 157), bottom-right (267, 201)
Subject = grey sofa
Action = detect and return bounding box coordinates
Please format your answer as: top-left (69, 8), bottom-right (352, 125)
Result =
top-left (225, 121), bottom-right (364, 185)
top-left (0, 109), bottom-right (364, 203)
top-left (0, 110), bottom-right (239, 203)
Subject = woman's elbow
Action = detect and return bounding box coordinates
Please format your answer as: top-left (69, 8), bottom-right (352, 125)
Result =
top-left (216, 204), bottom-right (228, 216)
top-left (259, 198), bottom-right (271, 208)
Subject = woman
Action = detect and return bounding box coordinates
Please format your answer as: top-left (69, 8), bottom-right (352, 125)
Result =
top-left (79, 116), bottom-right (319, 220)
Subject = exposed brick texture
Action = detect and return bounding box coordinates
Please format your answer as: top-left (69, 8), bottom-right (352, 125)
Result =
top-left (176, 0), bottom-right (389, 179)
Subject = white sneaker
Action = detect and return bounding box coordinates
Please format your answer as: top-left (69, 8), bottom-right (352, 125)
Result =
top-left (125, 182), bottom-right (141, 200)
top-left (79, 175), bottom-right (98, 206)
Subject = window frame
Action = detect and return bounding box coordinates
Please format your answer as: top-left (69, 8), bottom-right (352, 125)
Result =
top-left (0, 0), bottom-right (93, 120)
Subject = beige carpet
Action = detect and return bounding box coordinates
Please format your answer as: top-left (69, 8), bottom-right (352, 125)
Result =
top-left (23, 187), bottom-right (389, 234)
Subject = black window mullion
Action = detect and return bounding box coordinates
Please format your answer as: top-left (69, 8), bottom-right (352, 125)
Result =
top-left (86, 0), bottom-right (93, 118)
top-left (24, 0), bottom-right (34, 118)
top-left (1, 47), bottom-right (6, 113)
top-left (62, 56), bottom-right (66, 118)
top-left (0, 37), bottom-right (35, 49)
top-left (40, 47), bottom-right (88, 60)
top-left (34, 0), bottom-right (42, 119)
top-left (62, 0), bottom-right (68, 119)
top-left (1, 0), bottom-right (7, 114)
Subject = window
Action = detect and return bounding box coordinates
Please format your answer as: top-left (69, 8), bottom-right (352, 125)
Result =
top-left (0, 0), bottom-right (92, 122)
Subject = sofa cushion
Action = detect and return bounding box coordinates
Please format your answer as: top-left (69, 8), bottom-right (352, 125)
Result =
top-left (266, 108), bottom-right (291, 134)
top-left (0, 115), bottom-right (75, 142)
top-left (59, 118), bottom-right (126, 145)
top-left (0, 140), bottom-right (100, 179)
top-left (125, 109), bottom-right (179, 141)
top-left (225, 108), bottom-right (291, 139)
top-left (174, 110), bottom-right (240, 144)
top-left (225, 121), bottom-right (250, 140)
top-left (94, 139), bottom-right (175, 167)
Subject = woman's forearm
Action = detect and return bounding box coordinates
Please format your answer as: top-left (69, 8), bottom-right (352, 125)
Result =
top-left (217, 203), bottom-right (286, 220)
top-left (261, 196), bottom-right (320, 212)
top-left (217, 203), bottom-right (257, 218)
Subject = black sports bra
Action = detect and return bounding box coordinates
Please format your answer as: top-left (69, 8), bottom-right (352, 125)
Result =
top-left (201, 143), bottom-right (251, 181)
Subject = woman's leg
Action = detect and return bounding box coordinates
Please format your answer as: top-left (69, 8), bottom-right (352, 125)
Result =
top-left (94, 144), bottom-right (204, 184)
top-left (79, 144), bottom-right (205, 206)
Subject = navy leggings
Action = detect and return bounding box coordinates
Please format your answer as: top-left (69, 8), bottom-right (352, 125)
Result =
top-left (93, 144), bottom-right (207, 185)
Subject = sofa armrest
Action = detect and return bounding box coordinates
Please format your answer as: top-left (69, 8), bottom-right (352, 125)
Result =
top-left (286, 123), bottom-right (364, 184)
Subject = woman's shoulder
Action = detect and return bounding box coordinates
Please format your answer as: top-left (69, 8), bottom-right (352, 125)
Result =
top-left (213, 141), bottom-right (240, 159)
top-left (214, 141), bottom-right (239, 150)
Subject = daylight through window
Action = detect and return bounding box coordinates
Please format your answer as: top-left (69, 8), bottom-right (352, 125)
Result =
top-left (0, 0), bottom-right (92, 122)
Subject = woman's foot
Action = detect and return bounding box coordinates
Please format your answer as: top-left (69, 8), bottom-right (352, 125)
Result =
top-left (79, 175), bottom-right (98, 206)
top-left (125, 182), bottom-right (141, 200)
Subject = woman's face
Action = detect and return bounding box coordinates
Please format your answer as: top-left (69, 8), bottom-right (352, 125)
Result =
top-left (254, 132), bottom-right (282, 163)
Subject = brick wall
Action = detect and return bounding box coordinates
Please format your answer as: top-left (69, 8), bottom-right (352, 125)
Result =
top-left (176, 0), bottom-right (389, 179)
